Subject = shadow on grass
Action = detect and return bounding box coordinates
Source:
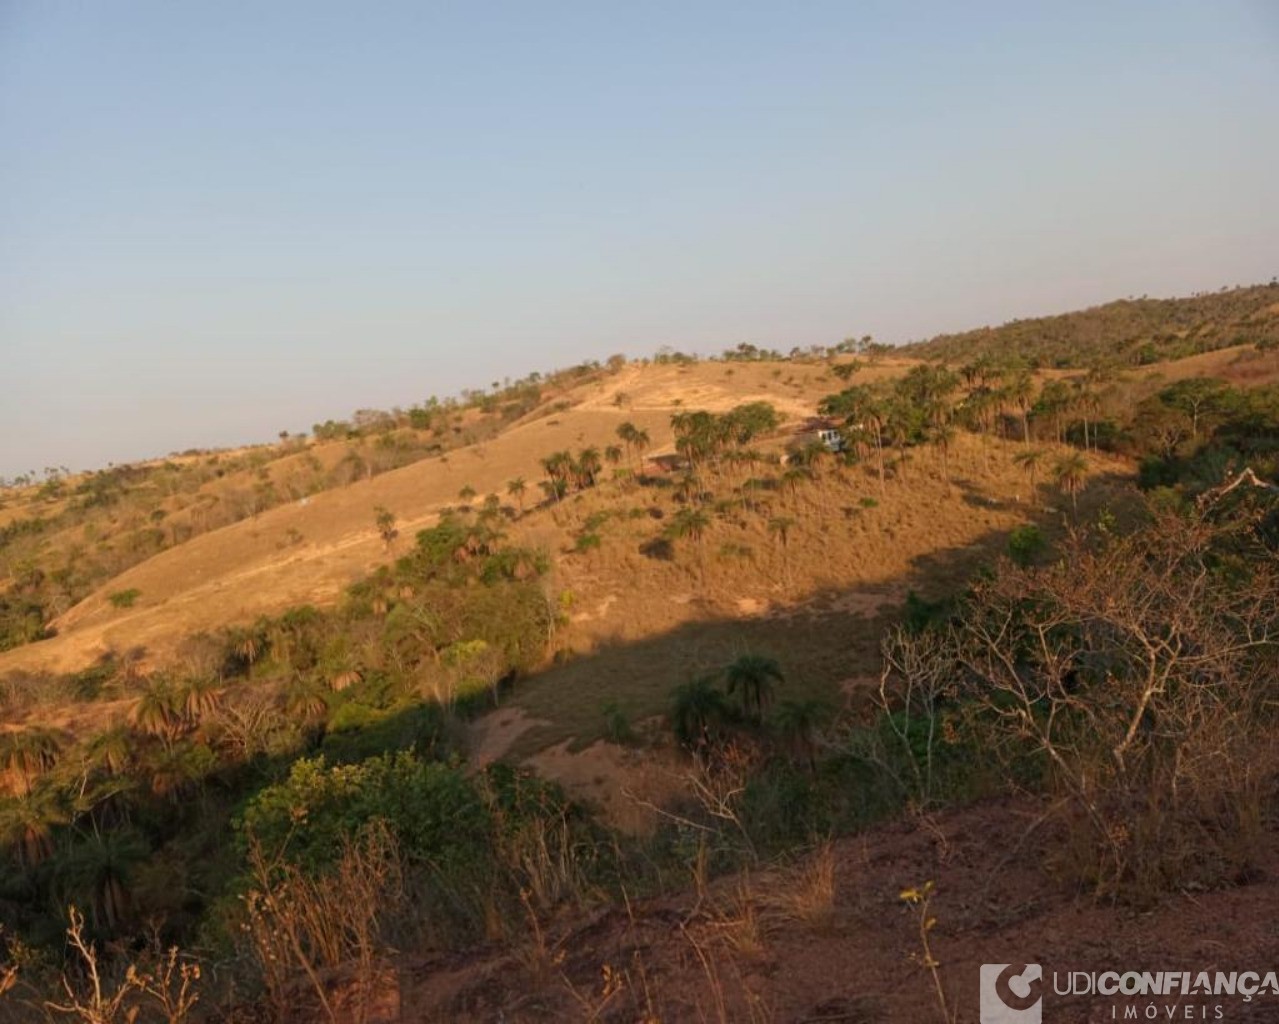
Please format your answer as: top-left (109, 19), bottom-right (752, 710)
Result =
top-left (500, 470), bottom-right (1138, 757)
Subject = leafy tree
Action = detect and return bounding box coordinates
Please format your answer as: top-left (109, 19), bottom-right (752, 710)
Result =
top-left (821, 385), bottom-right (889, 494)
top-left (1157, 378), bottom-right (1229, 441)
top-left (374, 506), bottom-right (398, 548)
top-left (722, 402), bottom-right (780, 445)
top-left (239, 753), bottom-right (491, 875)
top-left (1007, 524), bottom-right (1047, 566)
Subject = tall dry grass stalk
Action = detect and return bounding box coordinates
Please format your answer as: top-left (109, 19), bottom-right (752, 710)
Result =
top-left (242, 820), bottom-right (402, 1024)
top-left (36, 906), bottom-right (201, 1024)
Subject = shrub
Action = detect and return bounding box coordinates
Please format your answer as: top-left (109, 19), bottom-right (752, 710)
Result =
top-left (602, 701), bottom-right (635, 744)
top-left (1006, 524), bottom-right (1046, 565)
top-left (107, 588), bottom-right (141, 609)
top-left (883, 507), bottom-right (1279, 902)
top-left (238, 753), bottom-right (490, 876)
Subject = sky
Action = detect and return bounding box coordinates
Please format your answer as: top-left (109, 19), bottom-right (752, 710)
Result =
top-left (2, 1), bottom-right (1277, 477)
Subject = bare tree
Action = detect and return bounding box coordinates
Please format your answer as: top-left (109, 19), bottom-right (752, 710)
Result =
top-left (881, 507), bottom-right (1277, 899)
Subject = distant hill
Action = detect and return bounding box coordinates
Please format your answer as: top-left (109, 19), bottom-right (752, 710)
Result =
top-left (907, 282), bottom-right (1279, 368)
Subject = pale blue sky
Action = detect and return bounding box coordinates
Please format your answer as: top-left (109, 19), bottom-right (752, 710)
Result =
top-left (2, 1), bottom-right (1277, 477)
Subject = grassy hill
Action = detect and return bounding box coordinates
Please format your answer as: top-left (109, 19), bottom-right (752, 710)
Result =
top-left (908, 281), bottom-right (1279, 368)
top-left (1, 288), bottom-right (1277, 1023)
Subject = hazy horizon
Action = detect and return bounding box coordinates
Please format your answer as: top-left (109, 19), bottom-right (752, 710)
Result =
top-left (4, 1), bottom-right (1278, 478)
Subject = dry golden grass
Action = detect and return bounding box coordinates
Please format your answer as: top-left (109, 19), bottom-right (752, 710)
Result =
top-left (503, 430), bottom-right (1131, 755)
top-left (0, 358), bottom-right (911, 676)
top-left (1, 356), bottom-right (1133, 773)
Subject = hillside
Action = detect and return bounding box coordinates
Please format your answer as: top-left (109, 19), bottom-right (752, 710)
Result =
top-left (0, 358), bottom-right (878, 677)
top-left (2, 295), bottom-right (1278, 1024)
top-left (908, 281), bottom-right (1279, 368)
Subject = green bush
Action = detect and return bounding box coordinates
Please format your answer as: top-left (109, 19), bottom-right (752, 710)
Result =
top-left (602, 700), bottom-right (636, 744)
top-left (107, 588), bottom-right (141, 609)
top-left (239, 753), bottom-right (490, 875)
top-left (1007, 524), bottom-right (1047, 566)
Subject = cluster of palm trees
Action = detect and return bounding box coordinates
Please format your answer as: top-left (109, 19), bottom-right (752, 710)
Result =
top-left (958, 357), bottom-right (1111, 450)
top-left (816, 360), bottom-right (1096, 509)
top-left (536, 446), bottom-right (621, 502)
top-left (669, 655), bottom-right (826, 769)
top-left (819, 365), bottom-right (963, 492)
top-left (0, 686), bottom-right (226, 931)
top-left (530, 422), bottom-right (657, 506)
top-left (1013, 447), bottom-right (1090, 510)
top-left (670, 403), bottom-right (779, 471)
top-left (615, 421), bottom-right (652, 471)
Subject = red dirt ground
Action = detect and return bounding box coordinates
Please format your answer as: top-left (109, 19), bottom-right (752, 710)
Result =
top-left (307, 798), bottom-right (1279, 1023)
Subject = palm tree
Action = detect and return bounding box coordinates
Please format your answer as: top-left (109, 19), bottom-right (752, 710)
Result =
top-left (604, 444), bottom-right (624, 470)
top-left (773, 698), bottom-right (827, 771)
top-left (54, 827), bottom-right (150, 932)
top-left (928, 420), bottom-right (956, 491)
top-left (1008, 372), bottom-right (1036, 444)
top-left (666, 507), bottom-right (709, 547)
top-left (883, 404), bottom-right (914, 483)
top-left (0, 786), bottom-right (70, 868)
top-left (1054, 452), bottom-right (1089, 513)
top-left (85, 725), bottom-right (136, 778)
top-left (228, 624), bottom-right (266, 670)
top-left (618, 422), bottom-right (652, 472)
top-left (632, 428), bottom-right (651, 470)
top-left (282, 679), bottom-right (329, 722)
top-left (669, 676), bottom-right (732, 752)
top-left (0, 727), bottom-right (65, 796)
top-left (767, 515), bottom-right (794, 551)
top-left (616, 421), bottom-right (639, 469)
top-left (142, 741), bottom-right (212, 803)
top-left (576, 447), bottom-right (603, 489)
top-left (131, 681), bottom-right (182, 742)
top-left (540, 451), bottom-right (573, 500)
top-left (179, 677), bottom-right (222, 727)
top-left (506, 477), bottom-right (526, 514)
top-left (724, 654), bottom-right (784, 722)
top-left (1013, 448), bottom-right (1048, 506)
top-left (780, 466), bottom-right (811, 508)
